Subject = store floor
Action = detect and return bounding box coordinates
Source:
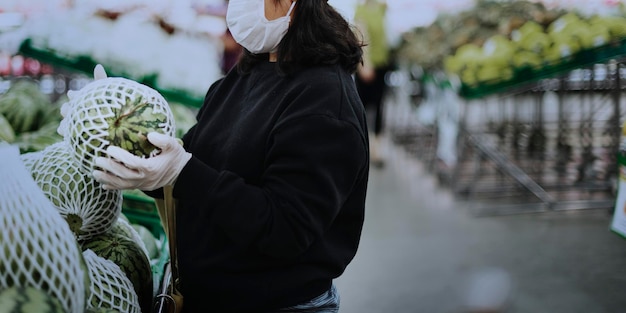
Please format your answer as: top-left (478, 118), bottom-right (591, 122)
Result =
top-left (334, 135), bottom-right (626, 313)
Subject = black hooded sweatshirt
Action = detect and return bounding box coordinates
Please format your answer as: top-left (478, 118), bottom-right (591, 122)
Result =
top-left (165, 61), bottom-right (369, 312)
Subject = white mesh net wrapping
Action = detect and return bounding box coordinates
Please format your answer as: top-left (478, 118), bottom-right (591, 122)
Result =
top-left (83, 249), bottom-right (141, 313)
top-left (27, 141), bottom-right (122, 241)
top-left (63, 77), bottom-right (175, 174)
top-left (56, 98), bottom-right (72, 138)
top-left (113, 217), bottom-right (150, 259)
top-left (0, 144), bottom-right (86, 313)
top-left (19, 150), bottom-right (43, 171)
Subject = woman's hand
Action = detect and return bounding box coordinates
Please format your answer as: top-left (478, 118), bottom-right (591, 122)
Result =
top-left (93, 132), bottom-right (192, 191)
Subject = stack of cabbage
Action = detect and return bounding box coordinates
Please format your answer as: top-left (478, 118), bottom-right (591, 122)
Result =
top-left (0, 74), bottom-right (176, 312)
top-left (0, 143), bottom-right (85, 313)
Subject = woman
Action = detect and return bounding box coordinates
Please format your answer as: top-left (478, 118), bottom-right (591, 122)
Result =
top-left (93, 0), bottom-right (369, 312)
top-left (354, 0), bottom-right (390, 167)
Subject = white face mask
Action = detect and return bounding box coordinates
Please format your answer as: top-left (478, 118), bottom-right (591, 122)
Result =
top-left (226, 0), bottom-right (296, 54)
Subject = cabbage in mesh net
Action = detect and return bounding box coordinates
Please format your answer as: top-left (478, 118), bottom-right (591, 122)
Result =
top-left (112, 217), bottom-right (150, 259)
top-left (0, 143), bottom-right (86, 313)
top-left (83, 249), bottom-right (141, 313)
top-left (27, 141), bottom-right (122, 241)
top-left (63, 77), bottom-right (175, 174)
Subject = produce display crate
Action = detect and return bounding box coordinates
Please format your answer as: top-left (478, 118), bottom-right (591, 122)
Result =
top-left (121, 190), bottom-right (169, 296)
top-left (460, 37), bottom-right (626, 99)
top-left (122, 189), bottom-right (161, 219)
top-left (18, 39), bottom-right (204, 108)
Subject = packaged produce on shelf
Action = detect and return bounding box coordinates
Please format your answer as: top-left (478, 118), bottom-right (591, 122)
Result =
top-left (0, 66), bottom-right (174, 311)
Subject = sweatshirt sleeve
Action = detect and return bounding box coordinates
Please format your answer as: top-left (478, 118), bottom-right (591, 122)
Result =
top-left (141, 79), bottom-right (223, 200)
top-left (173, 114), bottom-right (368, 258)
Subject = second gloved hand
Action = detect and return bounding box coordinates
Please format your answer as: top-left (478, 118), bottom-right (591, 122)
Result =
top-left (93, 132), bottom-right (192, 191)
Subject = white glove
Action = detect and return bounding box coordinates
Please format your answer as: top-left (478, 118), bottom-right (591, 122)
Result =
top-left (93, 63), bottom-right (108, 80)
top-left (92, 132), bottom-right (192, 191)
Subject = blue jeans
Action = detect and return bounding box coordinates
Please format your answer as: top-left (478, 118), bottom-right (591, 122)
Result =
top-left (274, 284), bottom-right (340, 313)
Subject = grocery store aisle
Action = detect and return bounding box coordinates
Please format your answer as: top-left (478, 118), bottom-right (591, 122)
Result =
top-left (335, 135), bottom-right (626, 313)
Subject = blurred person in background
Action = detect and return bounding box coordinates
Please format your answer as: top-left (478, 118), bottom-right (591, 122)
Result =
top-left (93, 0), bottom-right (370, 312)
top-left (195, 0), bottom-right (243, 75)
top-left (354, 0), bottom-right (391, 168)
top-left (220, 28), bottom-right (243, 74)
top-left (219, 0), bottom-right (243, 74)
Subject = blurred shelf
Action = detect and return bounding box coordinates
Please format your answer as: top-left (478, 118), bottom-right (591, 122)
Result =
top-left (18, 39), bottom-right (204, 108)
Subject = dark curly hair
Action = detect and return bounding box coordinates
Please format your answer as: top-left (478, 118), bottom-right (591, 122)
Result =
top-left (237, 0), bottom-right (365, 75)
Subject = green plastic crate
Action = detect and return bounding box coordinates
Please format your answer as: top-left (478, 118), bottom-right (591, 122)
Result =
top-left (18, 39), bottom-right (204, 108)
top-left (122, 189), bottom-right (160, 218)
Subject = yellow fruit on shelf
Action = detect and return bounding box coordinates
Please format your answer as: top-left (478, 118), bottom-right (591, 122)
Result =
top-left (512, 51), bottom-right (543, 69)
top-left (517, 31), bottom-right (552, 54)
top-left (544, 39), bottom-right (581, 64)
top-left (476, 64), bottom-right (513, 84)
top-left (589, 15), bottom-right (626, 39)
